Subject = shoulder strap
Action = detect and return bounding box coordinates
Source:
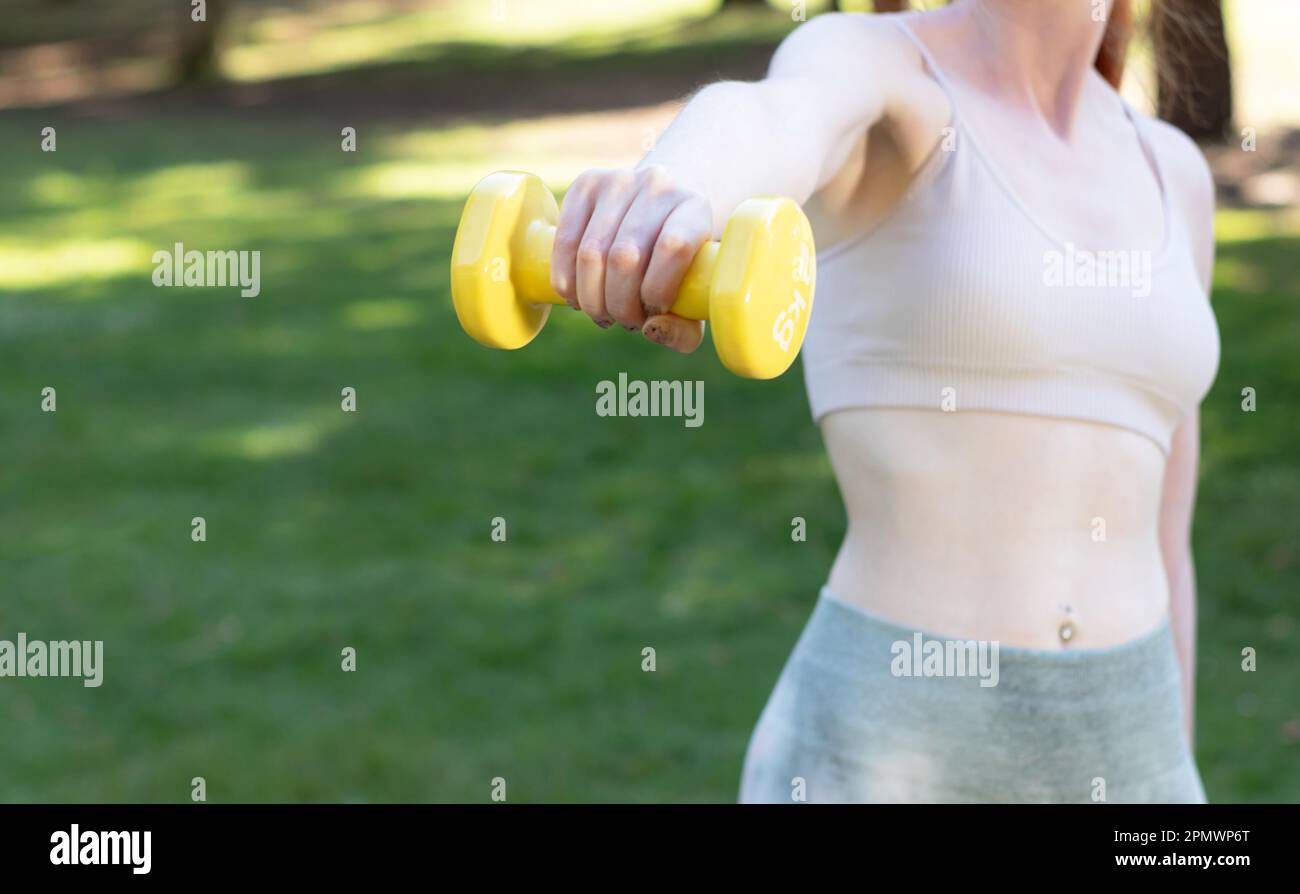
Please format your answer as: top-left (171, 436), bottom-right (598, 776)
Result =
top-left (891, 15), bottom-right (963, 123)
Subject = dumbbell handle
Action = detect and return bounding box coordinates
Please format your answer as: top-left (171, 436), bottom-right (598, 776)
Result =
top-left (512, 220), bottom-right (717, 321)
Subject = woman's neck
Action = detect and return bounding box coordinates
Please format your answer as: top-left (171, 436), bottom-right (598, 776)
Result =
top-left (957, 0), bottom-right (1112, 138)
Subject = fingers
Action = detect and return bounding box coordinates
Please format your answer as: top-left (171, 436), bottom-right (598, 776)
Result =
top-left (640, 194), bottom-right (712, 317)
top-left (642, 314), bottom-right (706, 354)
top-left (550, 173), bottom-right (599, 310)
top-left (600, 172), bottom-right (681, 330)
top-left (548, 165), bottom-right (713, 340)
top-left (576, 170), bottom-right (643, 328)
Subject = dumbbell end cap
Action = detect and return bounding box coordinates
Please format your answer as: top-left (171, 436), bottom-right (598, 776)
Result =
top-left (450, 171), bottom-right (555, 350)
top-left (709, 197), bottom-right (816, 379)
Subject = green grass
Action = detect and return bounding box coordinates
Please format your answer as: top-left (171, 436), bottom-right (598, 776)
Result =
top-left (1, 31), bottom-right (1298, 803)
top-left (0, 104), bottom-right (842, 802)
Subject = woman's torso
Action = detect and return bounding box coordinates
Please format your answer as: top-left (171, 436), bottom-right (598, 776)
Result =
top-left (820, 410), bottom-right (1169, 648)
top-left (800, 11), bottom-right (1218, 649)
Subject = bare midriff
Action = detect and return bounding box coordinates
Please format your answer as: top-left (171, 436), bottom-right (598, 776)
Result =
top-left (820, 407), bottom-right (1170, 650)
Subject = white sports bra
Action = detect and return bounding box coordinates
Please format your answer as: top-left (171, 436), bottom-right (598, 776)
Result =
top-left (801, 19), bottom-right (1221, 455)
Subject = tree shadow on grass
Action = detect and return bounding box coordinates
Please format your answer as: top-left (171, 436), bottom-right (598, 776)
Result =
top-left (7, 8), bottom-right (792, 126)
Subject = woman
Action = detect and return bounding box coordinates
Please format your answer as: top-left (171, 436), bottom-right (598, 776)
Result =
top-left (549, 0), bottom-right (1218, 803)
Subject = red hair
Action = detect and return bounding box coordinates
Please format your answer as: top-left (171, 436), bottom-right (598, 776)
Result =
top-left (1095, 0), bottom-right (1134, 88)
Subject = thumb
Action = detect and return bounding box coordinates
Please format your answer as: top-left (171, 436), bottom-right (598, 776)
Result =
top-left (642, 314), bottom-right (705, 354)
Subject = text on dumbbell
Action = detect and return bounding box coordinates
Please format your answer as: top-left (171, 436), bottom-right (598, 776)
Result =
top-left (772, 288), bottom-right (808, 353)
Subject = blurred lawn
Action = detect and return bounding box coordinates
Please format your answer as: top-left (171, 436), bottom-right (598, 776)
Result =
top-left (1, 4), bottom-right (1298, 803)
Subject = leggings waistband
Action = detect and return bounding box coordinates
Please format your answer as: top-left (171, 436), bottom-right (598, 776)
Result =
top-left (812, 586), bottom-right (1179, 701)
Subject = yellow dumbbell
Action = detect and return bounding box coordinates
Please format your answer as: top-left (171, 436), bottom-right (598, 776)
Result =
top-left (449, 171), bottom-right (816, 379)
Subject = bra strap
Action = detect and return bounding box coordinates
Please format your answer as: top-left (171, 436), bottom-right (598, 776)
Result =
top-left (891, 15), bottom-right (963, 123)
top-left (1119, 97), bottom-right (1180, 249)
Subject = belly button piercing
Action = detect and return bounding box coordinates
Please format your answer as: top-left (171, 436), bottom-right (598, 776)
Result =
top-left (1059, 604), bottom-right (1076, 645)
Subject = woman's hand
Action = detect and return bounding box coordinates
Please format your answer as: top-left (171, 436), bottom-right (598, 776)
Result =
top-left (547, 14), bottom-right (919, 354)
top-left (550, 164), bottom-right (711, 354)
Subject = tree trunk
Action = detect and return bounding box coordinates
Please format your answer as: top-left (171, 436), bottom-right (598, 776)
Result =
top-left (176, 0), bottom-right (229, 84)
top-left (1154, 0), bottom-right (1233, 140)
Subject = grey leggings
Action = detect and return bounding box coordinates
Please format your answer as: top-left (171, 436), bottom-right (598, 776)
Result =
top-left (740, 588), bottom-right (1207, 803)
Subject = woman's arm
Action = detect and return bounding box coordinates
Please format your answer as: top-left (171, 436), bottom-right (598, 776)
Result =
top-left (637, 13), bottom-right (916, 232)
top-left (1153, 117), bottom-right (1217, 748)
top-left (548, 13), bottom-right (932, 345)
top-left (1160, 411), bottom-right (1201, 746)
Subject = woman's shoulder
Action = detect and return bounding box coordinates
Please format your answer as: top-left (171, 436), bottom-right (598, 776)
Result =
top-left (770, 11), bottom-right (930, 80)
top-left (1137, 110), bottom-right (1215, 221)
top-left (1151, 115), bottom-right (1214, 183)
top-left (1130, 108), bottom-right (1216, 286)
top-left (768, 11), bottom-right (953, 166)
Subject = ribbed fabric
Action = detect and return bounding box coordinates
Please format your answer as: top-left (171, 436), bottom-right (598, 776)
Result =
top-left (801, 17), bottom-right (1221, 455)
